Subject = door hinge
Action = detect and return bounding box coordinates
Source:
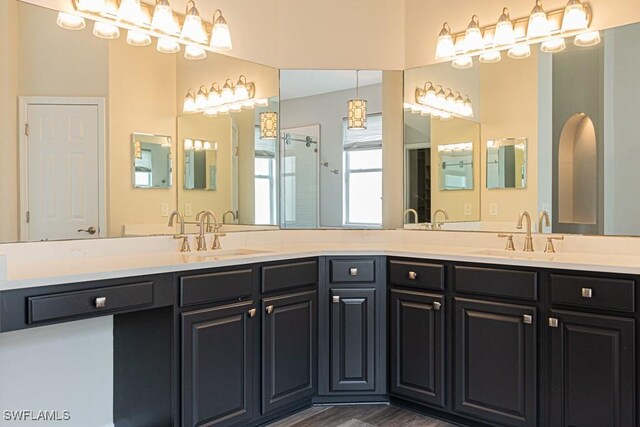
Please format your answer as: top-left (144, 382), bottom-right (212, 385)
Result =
top-left (24, 123), bottom-right (29, 136)
top-left (26, 211), bottom-right (30, 223)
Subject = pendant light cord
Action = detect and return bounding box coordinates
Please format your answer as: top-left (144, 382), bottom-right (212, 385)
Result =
top-left (356, 70), bottom-right (359, 99)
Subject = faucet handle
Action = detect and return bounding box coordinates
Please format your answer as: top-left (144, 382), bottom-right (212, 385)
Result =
top-left (544, 235), bottom-right (564, 253)
top-left (498, 233), bottom-right (516, 251)
top-left (211, 232), bottom-right (226, 250)
top-left (173, 234), bottom-right (191, 253)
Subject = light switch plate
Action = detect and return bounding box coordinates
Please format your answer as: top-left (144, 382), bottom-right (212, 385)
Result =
top-left (161, 203), bottom-right (170, 217)
top-left (490, 203), bottom-right (499, 216)
top-left (185, 203), bottom-right (192, 217)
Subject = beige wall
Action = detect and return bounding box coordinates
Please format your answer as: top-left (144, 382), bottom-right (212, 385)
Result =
top-left (479, 52), bottom-right (539, 223)
top-left (431, 118), bottom-right (481, 222)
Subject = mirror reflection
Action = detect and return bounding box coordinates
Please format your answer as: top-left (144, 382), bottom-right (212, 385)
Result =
top-left (486, 138), bottom-right (527, 190)
top-left (132, 133), bottom-right (172, 189)
top-left (438, 142), bottom-right (474, 191)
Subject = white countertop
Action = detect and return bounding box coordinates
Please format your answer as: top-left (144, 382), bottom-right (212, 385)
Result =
top-left (2, 234), bottom-right (640, 291)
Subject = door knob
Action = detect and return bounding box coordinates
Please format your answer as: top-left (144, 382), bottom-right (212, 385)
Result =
top-left (77, 226), bottom-right (97, 235)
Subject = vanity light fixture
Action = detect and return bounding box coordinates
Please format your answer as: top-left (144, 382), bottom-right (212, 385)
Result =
top-left (435, 23), bottom-right (456, 60)
top-left (127, 30), bottom-right (152, 46)
top-left (207, 83), bottom-right (222, 107)
top-left (574, 30), bottom-right (600, 46)
top-left (412, 82), bottom-right (474, 119)
top-left (184, 139), bottom-right (194, 150)
top-left (117, 0), bottom-right (145, 25)
top-left (347, 70), bottom-right (367, 130)
top-left (210, 9), bottom-right (233, 51)
top-left (479, 50), bottom-right (501, 63)
top-left (527, 0), bottom-right (551, 40)
top-left (157, 37), bottom-right (181, 53)
top-left (76, 0), bottom-right (106, 14)
top-left (184, 45), bottom-right (207, 60)
top-left (93, 21), bottom-right (120, 39)
top-left (463, 15), bottom-right (484, 53)
top-left (184, 139), bottom-right (216, 151)
top-left (260, 111), bottom-right (278, 140)
top-left (181, 0), bottom-right (207, 43)
top-left (56, 12), bottom-right (86, 30)
top-left (184, 76), bottom-right (258, 116)
top-left (194, 140), bottom-right (203, 150)
top-left (195, 86), bottom-right (209, 110)
top-left (493, 8), bottom-right (515, 47)
top-left (183, 89), bottom-right (197, 113)
top-left (540, 37), bottom-right (566, 52)
top-left (151, 0), bottom-right (176, 35)
top-left (234, 76), bottom-right (250, 101)
top-left (452, 55), bottom-right (473, 69)
top-left (508, 43), bottom-right (532, 59)
top-left (561, 0), bottom-right (589, 33)
top-left (221, 80), bottom-right (235, 104)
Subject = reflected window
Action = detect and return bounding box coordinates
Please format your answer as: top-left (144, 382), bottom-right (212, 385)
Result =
top-left (254, 127), bottom-right (277, 224)
top-left (134, 149), bottom-right (153, 188)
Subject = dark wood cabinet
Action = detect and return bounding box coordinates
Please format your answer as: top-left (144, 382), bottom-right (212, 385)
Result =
top-left (390, 289), bottom-right (445, 408)
top-left (262, 290), bottom-right (317, 415)
top-left (181, 301), bottom-right (257, 427)
top-left (549, 309), bottom-right (636, 427)
top-left (454, 298), bottom-right (537, 427)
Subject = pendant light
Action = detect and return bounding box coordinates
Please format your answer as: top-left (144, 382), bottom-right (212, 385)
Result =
top-left (181, 0), bottom-right (207, 44)
top-left (574, 30), bottom-right (600, 46)
top-left (157, 38), bottom-right (180, 53)
top-left (93, 21), bottom-right (120, 39)
top-left (347, 71), bottom-right (367, 130)
top-left (151, 0), bottom-right (176, 35)
top-left (210, 9), bottom-right (233, 51)
top-left (435, 23), bottom-right (456, 59)
top-left (463, 15), bottom-right (483, 53)
top-left (183, 90), bottom-right (197, 113)
top-left (508, 43), bottom-right (532, 59)
top-left (541, 37), bottom-right (566, 52)
top-left (76, 0), bottom-right (106, 14)
top-left (118, 0), bottom-right (144, 25)
top-left (56, 12), bottom-right (86, 30)
top-left (561, 0), bottom-right (589, 33)
top-left (527, 0), bottom-right (551, 40)
top-left (260, 110), bottom-right (278, 140)
top-left (452, 55), bottom-right (473, 69)
top-left (184, 45), bottom-right (207, 60)
top-left (493, 8), bottom-right (515, 47)
top-left (126, 30), bottom-right (151, 46)
top-left (479, 50), bottom-right (501, 63)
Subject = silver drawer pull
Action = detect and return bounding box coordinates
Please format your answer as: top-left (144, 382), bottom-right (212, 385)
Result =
top-left (408, 271), bottom-right (417, 280)
top-left (581, 288), bottom-right (593, 298)
top-left (523, 314), bottom-right (533, 324)
top-left (349, 268), bottom-right (358, 276)
top-left (95, 297), bottom-right (107, 309)
top-left (548, 318), bottom-right (559, 328)
top-left (332, 295), bottom-right (340, 304)
top-left (432, 301), bottom-right (442, 311)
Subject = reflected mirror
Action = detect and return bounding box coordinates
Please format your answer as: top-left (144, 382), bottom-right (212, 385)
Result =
top-left (486, 138), bottom-right (527, 190)
top-left (132, 133), bottom-right (172, 189)
top-left (182, 139), bottom-right (217, 191)
top-left (438, 142), bottom-right (474, 191)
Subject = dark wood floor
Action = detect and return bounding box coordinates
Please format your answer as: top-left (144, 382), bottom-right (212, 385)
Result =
top-left (267, 404), bottom-right (458, 427)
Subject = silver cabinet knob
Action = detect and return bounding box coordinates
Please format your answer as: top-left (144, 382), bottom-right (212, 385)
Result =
top-left (432, 301), bottom-right (442, 311)
top-left (548, 318), bottom-right (559, 328)
top-left (523, 314), bottom-right (533, 324)
top-left (248, 308), bottom-right (257, 318)
top-left (265, 305), bottom-right (274, 315)
top-left (408, 271), bottom-right (417, 280)
top-left (95, 297), bottom-right (107, 309)
top-left (332, 295), bottom-right (340, 304)
top-left (349, 268), bottom-right (358, 276)
top-left (581, 288), bottom-right (593, 298)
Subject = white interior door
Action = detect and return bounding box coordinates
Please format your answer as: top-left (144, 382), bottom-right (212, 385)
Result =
top-left (25, 103), bottom-right (101, 241)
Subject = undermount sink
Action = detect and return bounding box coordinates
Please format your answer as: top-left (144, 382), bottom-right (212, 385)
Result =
top-left (470, 249), bottom-right (557, 261)
top-left (189, 248), bottom-right (273, 259)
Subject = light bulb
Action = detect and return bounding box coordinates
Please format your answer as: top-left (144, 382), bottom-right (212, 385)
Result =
top-left (508, 44), bottom-right (532, 59)
top-left (183, 91), bottom-right (196, 113)
top-left (210, 10), bottom-right (233, 51)
top-left (574, 30), bottom-right (601, 46)
top-left (195, 86), bottom-right (208, 110)
top-left (452, 56), bottom-right (473, 69)
top-left (184, 139), bottom-right (194, 150)
top-left (493, 8), bottom-right (515, 47)
top-left (77, 0), bottom-right (106, 13)
top-left (126, 30), bottom-right (151, 47)
top-left (93, 21), bottom-right (120, 39)
top-left (463, 15), bottom-right (484, 53)
top-left (562, 0), bottom-right (589, 33)
top-left (56, 13), bottom-right (86, 30)
top-left (435, 23), bottom-right (456, 59)
top-left (151, 0), bottom-right (177, 34)
top-left (527, 0), bottom-right (551, 40)
top-left (157, 38), bottom-right (180, 53)
top-left (118, 0), bottom-right (144, 25)
top-left (181, 2), bottom-right (207, 43)
top-left (479, 50), bottom-right (502, 63)
top-left (541, 38), bottom-right (566, 53)
top-left (184, 45), bottom-right (207, 60)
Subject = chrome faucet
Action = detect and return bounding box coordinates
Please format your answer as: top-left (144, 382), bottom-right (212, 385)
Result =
top-left (195, 210), bottom-right (226, 250)
top-left (223, 210), bottom-right (237, 224)
top-left (538, 210), bottom-right (551, 233)
top-left (168, 210), bottom-right (190, 252)
top-left (516, 211), bottom-right (534, 252)
top-left (432, 209), bottom-right (449, 230)
top-left (403, 209), bottom-right (418, 224)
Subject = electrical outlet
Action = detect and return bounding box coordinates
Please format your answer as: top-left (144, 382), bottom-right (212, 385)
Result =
top-left (161, 203), bottom-right (170, 217)
top-left (185, 203), bottom-right (193, 217)
top-left (490, 203), bottom-right (499, 216)
top-left (464, 203), bottom-right (472, 216)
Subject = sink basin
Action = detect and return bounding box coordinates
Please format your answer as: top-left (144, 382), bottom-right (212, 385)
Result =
top-left (189, 248), bottom-right (273, 259)
top-left (470, 249), bottom-right (557, 261)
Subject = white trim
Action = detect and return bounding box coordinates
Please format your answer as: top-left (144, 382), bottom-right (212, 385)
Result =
top-left (18, 97), bottom-right (107, 241)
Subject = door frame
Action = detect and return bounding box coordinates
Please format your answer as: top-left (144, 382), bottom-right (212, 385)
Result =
top-left (18, 96), bottom-right (107, 241)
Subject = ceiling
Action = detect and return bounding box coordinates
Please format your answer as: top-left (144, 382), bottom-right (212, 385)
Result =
top-left (280, 70), bottom-right (383, 101)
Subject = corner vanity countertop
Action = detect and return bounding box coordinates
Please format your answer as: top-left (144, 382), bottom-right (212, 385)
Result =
top-left (3, 236), bottom-right (640, 291)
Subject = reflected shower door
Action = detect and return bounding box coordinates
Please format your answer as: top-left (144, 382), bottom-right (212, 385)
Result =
top-left (280, 126), bottom-right (320, 228)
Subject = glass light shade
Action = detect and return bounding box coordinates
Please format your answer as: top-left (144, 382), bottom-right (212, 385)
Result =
top-left (203, 141), bottom-right (212, 150)
top-left (562, 0), bottom-right (589, 33)
top-left (463, 97), bottom-right (473, 117)
top-left (493, 8), bottom-right (515, 47)
top-left (151, 1), bottom-right (176, 34)
top-left (157, 38), bottom-right (180, 53)
top-left (347, 99), bottom-right (367, 130)
top-left (455, 94), bottom-right (466, 115)
top-left (260, 112), bottom-right (278, 140)
top-left (210, 11), bottom-right (233, 51)
top-left (195, 87), bottom-right (208, 110)
top-left (56, 13), bottom-right (86, 30)
top-left (435, 23), bottom-right (456, 59)
top-left (242, 100), bottom-right (255, 109)
top-left (463, 16), bottom-right (483, 53)
top-left (508, 44), bottom-right (532, 59)
top-left (184, 45), bottom-right (207, 60)
top-left (194, 140), bottom-right (203, 150)
top-left (183, 91), bottom-right (196, 113)
top-left (527, 0), bottom-right (551, 40)
top-left (435, 88), bottom-right (447, 109)
top-left (181, 15), bottom-right (207, 43)
top-left (184, 139), bottom-right (194, 150)
top-left (217, 105), bottom-right (230, 115)
top-left (118, 0), bottom-right (144, 25)
top-left (479, 50), bottom-right (502, 63)
top-left (93, 21), bottom-right (120, 39)
top-left (221, 84), bottom-right (235, 103)
top-left (445, 91), bottom-right (457, 111)
top-left (541, 37), bottom-right (566, 52)
top-left (207, 89), bottom-right (221, 108)
top-left (230, 103), bottom-right (242, 112)
top-left (254, 99), bottom-right (269, 107)
top-left (77, 0), bottom-right (106, 13)
top-left (203, 108), bottom-right (218, 117)
top-left (126, 30), bottom-right (151, 46)
top-left (234, 82), bottom-right (249, 101)
top-left (452, 55), bottom-right (473, 69)
top-left (574, 30), bottom-right (601, 46)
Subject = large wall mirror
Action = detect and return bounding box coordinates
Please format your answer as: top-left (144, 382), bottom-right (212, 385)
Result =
top-left (0, 0), bottom-right (279, 243)
top-left (404, 21), bottom-right (640, 237)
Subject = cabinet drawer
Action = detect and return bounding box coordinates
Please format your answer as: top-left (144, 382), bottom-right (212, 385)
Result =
top-left (454, 266), bottom-right (538, 301)
top-left (330, 259), bottom-right (375, 283)
top-left (389, 259), bottom-right (444, 290)
top-left (28, 281), bottom-right (153, 324)
top-left (262, 260), bottom-right (317, 293)
top-left (180, 269), bottom-right (253, 307)
top-left (550, 274), bottom-right (635, 312)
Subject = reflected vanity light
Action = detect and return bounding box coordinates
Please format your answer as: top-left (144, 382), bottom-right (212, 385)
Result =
top-left (184, 45), bottom-right (207, 60)
top-left (210, 9), bottom-right (233, 51)
top-left (157, 37), bottom-right (180, 53)
top-left (180, 0), bottom-right (207, 43)
top-left (184, 76), bottom-right (257, 116)
top-left (434, 0), bottom-right (596, 67)
top-left (93, 21), bottom-right (120, 39)
top-left (117, 0), bottom-right (144, 25)
top-left (150, 0), bottom-right (175, 35)
top-left (413, 82), bottom-right (473, 119)
top-left (184, 139), bottom-right (216, 151)
top-left (56, 12), bottom-right (86, 30)
top-left (126, 29), bottom-right (152, 46)
top-left (77, 0), bottom-right (106, 14)
top-left (260, 111), bottom-right (278, 140)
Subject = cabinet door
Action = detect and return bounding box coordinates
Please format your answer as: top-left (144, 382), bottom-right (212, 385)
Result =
top-left (182, 301), bottom-right (256, 427)
top-left (262, 291), bottom-right (317, 415)
top-left (549, 310), bottom-right (635, 427)
top-left (330, 288), bottom-right (376, 392)
top-left (390, 289), bottom-right (445, 408)
top-left (454, 298), bottom-right (537, 427)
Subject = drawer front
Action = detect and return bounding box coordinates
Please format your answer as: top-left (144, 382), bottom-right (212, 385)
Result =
top-left (550, 274), bottom-right (635, 312)
top-left (330, 259), bottom-right (376, 283)
top-left (389, 259), bottom-right (445, 290)
top-left (180, 269), bottom-right (253, 307)
top-left (28, 281), bottom-right (154, 324)
top-left (455, 266), bottom-right (538, 301)
top-left (262, 260), bottom-right (317, 294)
